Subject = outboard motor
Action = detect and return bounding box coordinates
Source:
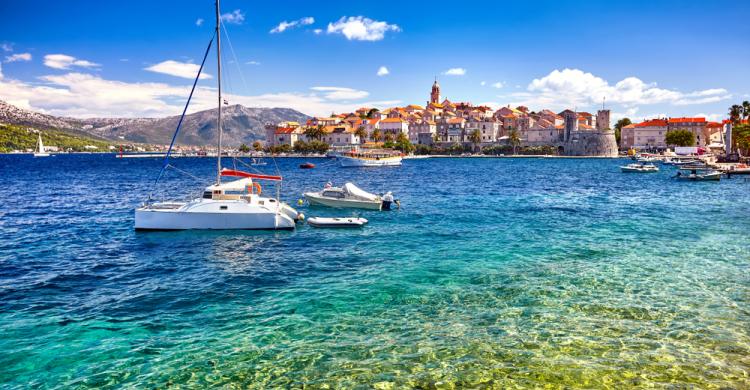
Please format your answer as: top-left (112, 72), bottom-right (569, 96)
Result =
top-left (382, 191), bottom-right (394, 211)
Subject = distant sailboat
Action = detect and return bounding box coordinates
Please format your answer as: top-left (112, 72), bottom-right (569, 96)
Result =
top-left (34, 134), bottom-right (50, 157)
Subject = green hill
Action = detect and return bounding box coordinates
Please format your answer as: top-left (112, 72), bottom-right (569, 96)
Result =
top-left (0, 124), bottom-right (112, 153)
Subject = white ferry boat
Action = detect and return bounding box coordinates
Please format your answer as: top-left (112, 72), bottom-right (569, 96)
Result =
top-left (339, 149), bottom-right (402, 167)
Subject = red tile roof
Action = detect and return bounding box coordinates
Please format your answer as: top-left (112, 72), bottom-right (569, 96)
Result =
top-left (275, 127), bottom-right (296, 134)
top-left (668, 117), bottom-right (706, 123)
top-left (636, 119), bottom-right (668, 127)
top-left (706, 122), bottom-right (722, 128)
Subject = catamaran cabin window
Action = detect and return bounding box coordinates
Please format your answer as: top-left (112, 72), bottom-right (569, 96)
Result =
top-left (203, 191), bottom-right (212, 199)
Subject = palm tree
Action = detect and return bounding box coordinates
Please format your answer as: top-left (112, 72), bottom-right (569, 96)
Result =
top-left (370, 129), bottom-right (382, 143)
top-left (354, 126), bottom-right (367, 144)
top-left (730, 104), bottom-right (742, 125)
top-left (508, 128), bottom-right (521, 155)
top-left (384, 133), bottom-right (394, 143)
top-left (743, 101), bottom-right (750, 121)
top-left (304, 125), bottom-right (324, 141)
top-left (468, 129), bottom-right (482, 153)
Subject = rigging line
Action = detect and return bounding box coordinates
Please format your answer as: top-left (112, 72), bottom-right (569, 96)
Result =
top-left (151, 31), bottom-right (216, 197)
top-left (166, 163), bottom-right (208, 184)
top-left (221, 21), bottom-right (249, 93)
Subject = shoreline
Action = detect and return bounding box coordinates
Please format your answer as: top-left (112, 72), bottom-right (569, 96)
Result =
top-left (2, 152), bottom-right (625, 159)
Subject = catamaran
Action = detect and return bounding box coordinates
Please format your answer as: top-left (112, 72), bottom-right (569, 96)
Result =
top-left (33, 134), bottom-right (50, 157)
top-left (134, 0), bottom-right (301, 230)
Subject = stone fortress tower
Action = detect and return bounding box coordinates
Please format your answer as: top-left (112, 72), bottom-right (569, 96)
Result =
top-left (561, 108), bottom-right (617, 157)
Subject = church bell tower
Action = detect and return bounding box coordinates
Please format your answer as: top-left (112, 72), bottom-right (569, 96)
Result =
top-left (430, 78), bottom-right (440, 104)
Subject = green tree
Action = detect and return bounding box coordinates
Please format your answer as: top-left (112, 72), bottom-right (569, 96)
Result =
top-left (308, 140), bottom-right (330, 154)
top-left (366, 108), bottom-right (379, 119)
top-left (354, 126), bottom-right (368, 144)
top-left (614, 118), bottom-right (631, 147)
top-left (384, 133), bottom-right (394, 143)
top-left (468, 129), bottom-right (482, 152)
top-left (730, 104), bottom-right (742, 125)
top-left (394, 132), bottom-right (415, 154)
top-left (238, 143), bottom-right (250, 153)
top-left (734, 124), bottom-right (750, 155)
top-left (665, 129), bottom-right (695, 147)
top-left (508, 128), bottom-right (521, 155)
top-left (293, 140), bottom-right (309, 154)
top-left (304, 125), bottom-right (325, 141)
top-left (252, 141), bottom-right (263, 152)
top-left (370, 129), bottom-right (382, 142)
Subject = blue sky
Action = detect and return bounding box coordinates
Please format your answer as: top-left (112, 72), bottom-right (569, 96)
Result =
top-left (1, 0), bottom-right (748, 121)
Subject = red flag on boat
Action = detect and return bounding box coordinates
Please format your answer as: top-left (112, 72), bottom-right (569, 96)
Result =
top-left (220, 168), bottom-right (282, 181)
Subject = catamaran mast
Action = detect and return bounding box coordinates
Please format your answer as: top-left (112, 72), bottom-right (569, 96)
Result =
top-left (215, 0), bottom-right (223, 185)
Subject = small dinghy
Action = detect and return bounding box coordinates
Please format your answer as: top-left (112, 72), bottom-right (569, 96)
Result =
top-left (308, 217), bottom-right (368, 228)
top-left (300, 162), bottom-right (315, 169)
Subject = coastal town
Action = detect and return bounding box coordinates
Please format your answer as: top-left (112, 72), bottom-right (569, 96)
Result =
top-left (265, 80), bottom-right (739, 158)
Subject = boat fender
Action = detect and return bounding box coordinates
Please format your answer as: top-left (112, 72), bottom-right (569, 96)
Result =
top-left (297, 199), bottom-right (304, 206)
top-left (297, 213), bottom-right (305, 222)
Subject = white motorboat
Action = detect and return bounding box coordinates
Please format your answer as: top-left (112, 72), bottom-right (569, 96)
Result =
top-left (621, 163), bottom-right (659, 173)
top-left (674, 168), bottom-right (722, 181)
top-left (33, 134), bottom-right (50, 157)
top-left (339, 149), bottom-right (402, 167)
top-left (134, 1), bottom-right (301, 231)
top-left (308, 217), bottom-right (368, 228)
top-left (304, 183), bottom-right (394, 210)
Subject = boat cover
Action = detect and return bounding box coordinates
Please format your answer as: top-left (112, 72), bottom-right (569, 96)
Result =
top-left (342, 183), bottom-right (378, 201)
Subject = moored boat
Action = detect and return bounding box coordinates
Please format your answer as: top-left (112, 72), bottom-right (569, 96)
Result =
top-left (308, 217), bottom-right (368, 228)
top-left (339, 149), bottom-right (402, 167)
top-left (621, 163), bottom-right (659, 173)
top-left (300, 162), bottom-right (315, 169)
top-left (674, 168), bottom-right (722, 181)
top-left (304, 183), bottom-right (395, 210)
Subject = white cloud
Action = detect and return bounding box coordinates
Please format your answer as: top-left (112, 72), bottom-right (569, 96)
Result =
top-left (245, 60), bottom-right (261, 65)
top-left (442, 68), bottom-right (466, 76)
top-left (5, 53), bottom-right (32, 62)
top-left (1, 43), bottom-right (13, 52)
top-left (145, 60), bottom-right (212, 80)
top-left (694, 113), bottom-right (725, 122)
top-left (522, 68), bottom-right (730, 109)
top-left (0, 70), bottom-right (392, 118)
top-left (376, 66), bottom-right (389, 76)
top-left (270, 16), bottom-right (315, 33)
top-left (43, 54), bottom-right (99, 70)
top-left (491, 82), bottom-right (503, 89)
top-left (0, 63), bottom-right (3, 79)
top-left (196, 18), bottom-right (204, 26)
top-left (480, 81), bottom-right (486, 86)
top-left (313, 29), bottom-right (323, 35)
top-left (220, 10), bottom-right (245, 25)
top-left (326, 16), bottom-right (400, 41)
top-left (310, 86), bottom-right (369, 100)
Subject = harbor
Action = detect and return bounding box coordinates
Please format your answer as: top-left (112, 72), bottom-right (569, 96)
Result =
top-left (1, 154), bottom-right (749, 388)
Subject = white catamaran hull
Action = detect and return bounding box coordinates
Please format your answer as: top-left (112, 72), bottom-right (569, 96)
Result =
top-left (339, 155), bottom-right (402, 167)
top-left (135, 198), bottom-right (299, 230)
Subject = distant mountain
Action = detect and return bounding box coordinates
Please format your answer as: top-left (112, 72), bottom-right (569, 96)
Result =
top-left (0, 100), bottom-right (310, 146)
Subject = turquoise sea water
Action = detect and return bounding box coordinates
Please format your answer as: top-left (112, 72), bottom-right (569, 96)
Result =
top-left (0, 155), bottom-right (748, 388)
